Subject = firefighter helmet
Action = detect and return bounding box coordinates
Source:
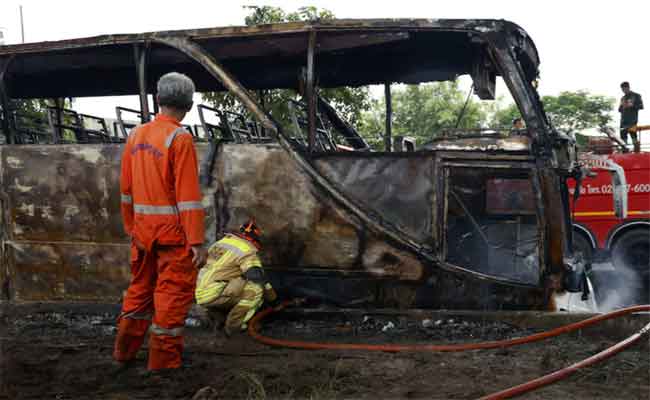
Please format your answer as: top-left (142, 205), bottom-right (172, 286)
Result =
top-left (240, 218), bottom-right (261, 242)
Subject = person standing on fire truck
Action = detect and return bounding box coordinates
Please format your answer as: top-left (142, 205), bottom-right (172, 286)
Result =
top-left (113, 72), bottom-right (207, 373)
top-left (618, 81), bottom-right (644, 149)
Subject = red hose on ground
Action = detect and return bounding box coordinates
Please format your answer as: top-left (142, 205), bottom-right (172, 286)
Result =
top-left (248, 301), bottom-right (650, 399)
top-left (249, 301), bottom-right (649, 352)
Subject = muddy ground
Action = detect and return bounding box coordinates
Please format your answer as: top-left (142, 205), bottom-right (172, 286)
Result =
top-left (0, 303), bottom-right (648, 400)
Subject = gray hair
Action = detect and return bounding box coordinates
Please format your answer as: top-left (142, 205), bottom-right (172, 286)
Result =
top-left (157, 72), bottom-right (195, 110)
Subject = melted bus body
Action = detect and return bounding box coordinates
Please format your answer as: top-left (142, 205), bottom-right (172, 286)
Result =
top-left (0, 19), bottom-right (588, 310)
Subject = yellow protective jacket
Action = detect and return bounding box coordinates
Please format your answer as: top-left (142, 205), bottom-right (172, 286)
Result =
top-left (195, 234), bottom-right (275, 306)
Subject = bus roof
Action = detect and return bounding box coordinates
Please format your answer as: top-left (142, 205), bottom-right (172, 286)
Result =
top-left (0, 19), bottom-right (539, 98)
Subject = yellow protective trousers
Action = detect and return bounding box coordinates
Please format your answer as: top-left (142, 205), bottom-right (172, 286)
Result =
top-left (201, 279), bottom-right (265, 333)
top-left (195, 234), bottom-right (273, 332)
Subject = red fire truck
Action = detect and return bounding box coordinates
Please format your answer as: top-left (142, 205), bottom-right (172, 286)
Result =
top-left (568, 130), bottom-right (649, 305)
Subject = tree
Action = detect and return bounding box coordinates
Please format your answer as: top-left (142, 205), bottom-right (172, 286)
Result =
top-left (490, 102), bottom-right (521, 128)
top-left (2, 98), bottom-right (77, 143)
top-left (359, 82), bottom-right (487, 148)
top-left (202, 6), bottom-right (370, 131)
top-left (492, 91), bottom-right (615, 146)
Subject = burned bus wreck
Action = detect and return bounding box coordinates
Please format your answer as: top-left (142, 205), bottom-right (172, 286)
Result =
top-left (0, 19), bottom-right (587, 310)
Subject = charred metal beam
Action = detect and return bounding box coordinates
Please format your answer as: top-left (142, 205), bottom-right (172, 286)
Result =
top-left (484, 33), bottom-right (546, 144)
top-left (133, 43), bottom-right (150, 123)
top-left (152, 36), bottom-right (276, 134)
top-left (151, 94), bottom-right (159, 115)
top-left (53, 99), bottom-right (64, 143)
top-left (306, 30), bottom-right (317, 152)
top-left (317, 95), bottom-right (369, 150)
top-left (384, 82), bottom-right (392, 152)
top-left (0, 57), bottom-right (13, 144)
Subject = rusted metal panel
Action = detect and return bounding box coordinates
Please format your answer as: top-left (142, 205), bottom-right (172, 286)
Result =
top-left (207, 144), bottom-right (427, 280)
top-left (314, 155), bottom-right (435, 247)
top-left (7, 242), bottom-right (130, 301)
top-left (207, 143), bottom-right (551, 309)
top-left (0, 18), bottom-right (582, 310)
top-left (209, 144), bottom-right (356, 269)
top-left (0, 143), bottom-right (216, 302)
top-left (3, 146), bottom-right (124, 242)
top-left (0, 141), bottom-right (555, 309)
top-left (1, 145), bottom-right (129, 301)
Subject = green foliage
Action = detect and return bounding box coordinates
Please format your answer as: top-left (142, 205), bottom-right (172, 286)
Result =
top-left (4, 99), bottom-right (77, 142)
top-left (243, 6), bottom-right (334, 24)
top-left (202, 6), bottom-right (368, 133)
top-left (243, 5), bottom-right (287, 25)
top-left (205, 7), bottom-right (614, 151)
top-left (574, 133), bottom-right (590, 147)
top-left (490, 102), bottom-right (520, 128)
top-left (10, 99), bottom-right (49, 121)
top-left (359, 82), bottom-right (487, 148)
top-left (5, 99), bottom-right (49, 139)
top-left (543, 91), bottom-right (614, 135)
top-left (492, 90), bottom-right (615, 136)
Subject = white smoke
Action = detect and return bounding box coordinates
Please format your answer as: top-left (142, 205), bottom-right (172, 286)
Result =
top-left (593, 260), bottom-right (648, 312)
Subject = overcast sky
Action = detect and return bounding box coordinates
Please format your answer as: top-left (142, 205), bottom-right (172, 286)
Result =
top-left (0, 0), bottom-right (647, 128)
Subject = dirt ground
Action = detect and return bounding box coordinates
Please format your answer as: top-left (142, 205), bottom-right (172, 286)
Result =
top-left (1, 303), bottom-right (648, 400)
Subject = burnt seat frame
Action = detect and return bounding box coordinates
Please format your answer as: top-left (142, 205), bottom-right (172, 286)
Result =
top-left (288, 99), bottom-right (337, 152)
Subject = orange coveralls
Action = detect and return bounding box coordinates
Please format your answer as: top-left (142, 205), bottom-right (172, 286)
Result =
top-left (113, 114), bottom-right (204, 370)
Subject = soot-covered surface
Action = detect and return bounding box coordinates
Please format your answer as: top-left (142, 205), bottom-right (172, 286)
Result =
top-left (0, 304), bottom-right (648, 399)
top-left (260, 313), bottom-right (541, 344)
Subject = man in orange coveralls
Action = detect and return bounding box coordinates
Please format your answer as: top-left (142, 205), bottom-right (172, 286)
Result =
top-left (113, 72), bottom-right (207, 373)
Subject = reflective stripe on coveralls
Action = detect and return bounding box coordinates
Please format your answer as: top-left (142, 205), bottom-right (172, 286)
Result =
top-left (195, 251), bottom-right (236, 305)
top-left (218, 236), bottom-right (256, 257)
top-left (119, 115), bottom-right (204, 246)
top-left (195, 280), bottom-right (228, 304)
top-left (241, 257), bottom-right (262, 271)
top-left (150, 323), bottom-right (184, 337)
top-left (132, 202), bottom-right (203, 216)
top-left (229, 282), bottom-right (264, 330)
top-left (194, 235), bottom-right (258, 304)
top-left (133, 204), bottom-right (179, 215)
top-left (240, 284), bottom-right (264, 325)
top-left (178, 201), bottom-right (203, 212)
top-left (164, 126), bottom-right (188, 148)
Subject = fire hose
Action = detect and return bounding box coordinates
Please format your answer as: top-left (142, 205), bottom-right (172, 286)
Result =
top-left (248, 301), bottom-right (650, 399)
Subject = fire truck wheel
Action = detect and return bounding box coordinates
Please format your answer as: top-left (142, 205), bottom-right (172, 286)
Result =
top-left (572, 232), bottom-right (593, 263)
top-left (611, 228), bottom-right (650, 281)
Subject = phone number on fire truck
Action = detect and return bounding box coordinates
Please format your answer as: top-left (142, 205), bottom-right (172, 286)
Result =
top-left (577, 184), bottom-right (650, 194)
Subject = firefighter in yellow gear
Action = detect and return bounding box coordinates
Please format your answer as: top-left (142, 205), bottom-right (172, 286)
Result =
top-left (195, 218), bottom-right (278, 335)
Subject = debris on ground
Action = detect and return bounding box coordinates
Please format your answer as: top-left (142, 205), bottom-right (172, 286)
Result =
top-left (1, 305), bottom-right (647, 399)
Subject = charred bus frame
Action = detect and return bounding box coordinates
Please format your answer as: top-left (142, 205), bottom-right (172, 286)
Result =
top-left (0, 19), bottom-right (588, 309)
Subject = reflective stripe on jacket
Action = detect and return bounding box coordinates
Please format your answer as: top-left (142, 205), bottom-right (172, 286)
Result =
top-left (195, 234), bottom-right (273, 305)
top-left (120, 114), bottom-right (204, 249)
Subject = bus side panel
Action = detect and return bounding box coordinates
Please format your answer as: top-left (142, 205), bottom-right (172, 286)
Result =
top-left (1, 145), bottom-right (131, 301)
